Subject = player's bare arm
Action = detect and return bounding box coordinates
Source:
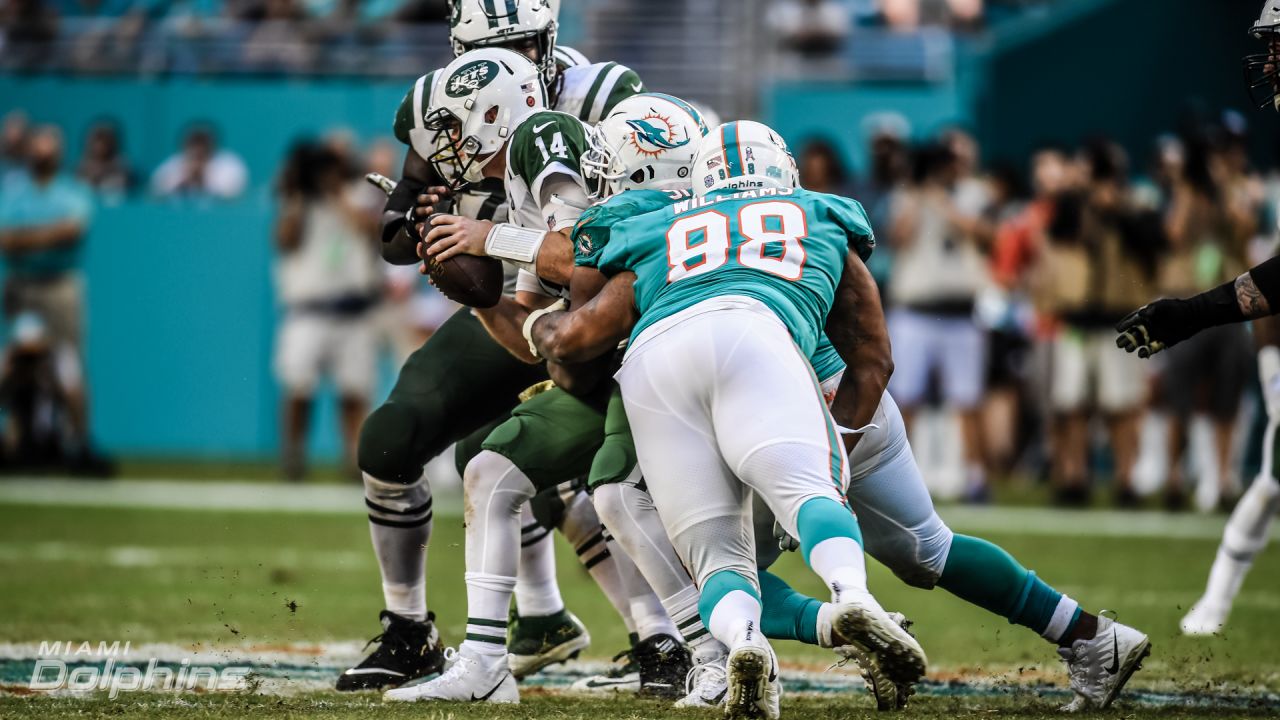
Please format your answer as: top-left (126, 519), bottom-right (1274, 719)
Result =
top-left (528, 271), bottom-right (637, 363)
top-left (472, 291), bottom-right (556, 364)
top-left (539, 265), bottom-right (615, 395)
top-left (1117, 256), bottom-right (1280, 358)
top-left (826, 250), bottom-right (893, 450)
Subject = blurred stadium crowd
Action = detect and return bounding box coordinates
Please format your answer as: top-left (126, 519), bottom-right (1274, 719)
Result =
top-left (791, 110), bottom-right (1280, 512)
top-left (1, 0), bottom-right (1276, 516)
top-left (0, 0), bottom-right (1038, 75)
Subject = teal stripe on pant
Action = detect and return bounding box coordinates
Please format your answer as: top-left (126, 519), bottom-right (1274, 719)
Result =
top-left (759, 570), bottom-right (821, 645)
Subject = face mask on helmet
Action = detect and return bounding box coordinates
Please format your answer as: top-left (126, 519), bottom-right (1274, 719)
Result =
top-left (581, 94), bottom-right (708, 201)
top-left (424, 105), bottom-right (504, 187)
top-left (1244, 3), bottom-right (1280, 111)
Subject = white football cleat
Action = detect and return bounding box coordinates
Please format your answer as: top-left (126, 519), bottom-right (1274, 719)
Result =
top-left (383, 645), bottom-right (519, 704)
top-left (1180, 598), bottom-right (1229, 636)
top-left (1057, 615), bottom-right (1151, 712)
top-left (827, 593), bottom-right (928, 690)
top-left (676, 652), bottom-right (728, 708)
top-left (724, 628), bottom-right (780, 720)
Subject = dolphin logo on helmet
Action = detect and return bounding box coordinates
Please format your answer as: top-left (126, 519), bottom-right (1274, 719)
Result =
top-left (625, 117), bottom-right (691, 154)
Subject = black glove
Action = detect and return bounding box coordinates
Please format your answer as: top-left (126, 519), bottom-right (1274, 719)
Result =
top-left (1114, 299), bottom-right (1194, 358)
top-left (1115, 281), bottom-right (1242, 358)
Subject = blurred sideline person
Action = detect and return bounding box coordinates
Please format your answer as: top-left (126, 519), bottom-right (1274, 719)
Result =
top-left (273, 140), bottom-right (382, 481)
top-left (0, 124), bottom-right (109, 474)
top-left (1037, 141), bottom-right (1157, 507)
top-left (1115, 0), bottom-right (1278, 635)
top-left (0, 312), bottom-right (70, 470)
top-left (887, 142), bottom-right (992, 501)
top-left (1156, 135), bottom-right (1256, 511)
top-left (150, 124), bottom-right (248, 199)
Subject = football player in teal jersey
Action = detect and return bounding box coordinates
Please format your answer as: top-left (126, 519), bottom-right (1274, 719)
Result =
top-left (528, 120), bottom-right (927, 719)
top-left (534, 121), bottom-right (1154, 713)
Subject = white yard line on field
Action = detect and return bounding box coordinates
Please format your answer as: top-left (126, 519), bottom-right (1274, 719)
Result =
top-left (0, 478), bottom-right (1275, 540)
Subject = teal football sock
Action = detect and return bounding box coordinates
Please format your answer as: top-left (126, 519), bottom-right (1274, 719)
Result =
top-left (796, 497), bottom-right (863, 563)
top-left (938, 534), bottom-right (1081, 643)
top-left (758, 570), bottom-right (821, 645)
top-left (697, 570), bottom-right (760, 629)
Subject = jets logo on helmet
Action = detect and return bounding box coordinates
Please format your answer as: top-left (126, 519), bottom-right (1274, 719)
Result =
top-left (425, 48), bottom-right (546, 185)
top-left (626, 115), bottom-right (692, 158)
top-left (581, 93), bottom-right (709, 200)
top-left (446, 59), bottom-right (499, 97)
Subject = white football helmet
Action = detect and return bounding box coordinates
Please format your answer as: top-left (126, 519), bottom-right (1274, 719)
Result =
top-left (1245, 0), bottom-right (1280, 111)
top-left (450, 0), bottom-right (559, 84)
top-left (581, 93), bottom-right (709, 200)
top-left (425, 48), bottom-right (546, 184)
top-left (692, 120), bottom-right (799, 198)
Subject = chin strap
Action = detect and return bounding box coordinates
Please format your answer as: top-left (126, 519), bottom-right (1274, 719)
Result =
top-left (522, 299), bottom-right (568, 360)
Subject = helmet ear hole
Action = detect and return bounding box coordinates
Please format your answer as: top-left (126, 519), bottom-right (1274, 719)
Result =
top-left (484, 106), bottom-right (500, 124)
top-left (629, 169), bottom-right (646, 184)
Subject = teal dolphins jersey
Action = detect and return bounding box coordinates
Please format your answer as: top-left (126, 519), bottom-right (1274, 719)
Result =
top-left (591, 186), bottom-right (874, 357)
top-left (573, 188), bottom-right (693, 270)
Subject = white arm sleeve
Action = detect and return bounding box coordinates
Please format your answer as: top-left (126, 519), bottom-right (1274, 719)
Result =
top-left (537, 174), bottom-right (591, 233)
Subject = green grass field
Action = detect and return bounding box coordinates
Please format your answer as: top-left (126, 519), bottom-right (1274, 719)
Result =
top-left (2, 482), bottom-right (1279, 718)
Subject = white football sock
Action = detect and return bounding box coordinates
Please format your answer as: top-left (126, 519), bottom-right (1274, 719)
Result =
top-left (364, 471), bottom-right (433, 621)
top-left (631, 589), bottom-right (681, 640)
top-left (707, 590), bottom-right (763, 648)
top-left (559, 490), bottom-right (637, 633)
top-left (515, 503), bottom-right (565, 617)
top-left (464, 571), bottom-right (517, 659)
top-left (1204, 474), bottom-right (1280, 606)
top-left (807, 536), bottom-right (868, 603)
top-left (665, 585), bottom-right (726, 663)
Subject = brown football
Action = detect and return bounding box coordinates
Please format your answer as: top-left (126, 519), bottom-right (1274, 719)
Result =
top-left (424, 253), bottom-right (504, 308)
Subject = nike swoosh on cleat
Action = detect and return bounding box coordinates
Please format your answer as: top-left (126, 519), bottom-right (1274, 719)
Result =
top-left (471, 677), bottom-right (507, 701)
top-left (583, 678), bottom-right (633, 689)
top-left (344, 668), bottom-right (405, 676)
top-left (1105, 631), bottom-right (1120, 674)
top-left (532, 121), bottom-right (554, 133)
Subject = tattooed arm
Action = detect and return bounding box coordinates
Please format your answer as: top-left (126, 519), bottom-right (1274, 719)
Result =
top-left (1118, 256), bottom-right (1280, 358)
top-left (1236, 268), bottom-right (1273, 319)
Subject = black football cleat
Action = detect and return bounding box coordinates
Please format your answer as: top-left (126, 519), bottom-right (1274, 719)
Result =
top-left (634, 633), bottom-right (692, 699)
top-left (335, 610), bottom-right (445, 691)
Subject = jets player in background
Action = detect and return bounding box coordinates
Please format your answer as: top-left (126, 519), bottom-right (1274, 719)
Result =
top-left (342, 0), bottom-right (646, 691)
top-left (1117, 1), bottom-right (1280, 636)
top-left (387, 60), bottom-right (709, 703)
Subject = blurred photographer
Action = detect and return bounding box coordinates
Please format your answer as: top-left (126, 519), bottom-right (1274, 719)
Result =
top-left (1036, 140), bottom-right (1160, 507)
top-left (274, 140), bottom-right (382, 481)
top-left (0, 312), bottom-right (68, 470)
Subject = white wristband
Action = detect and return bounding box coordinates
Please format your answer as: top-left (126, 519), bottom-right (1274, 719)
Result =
top-left (522, 299), bottom-right (568, 360)
top-left (486, 223), bottom-right (546, 272)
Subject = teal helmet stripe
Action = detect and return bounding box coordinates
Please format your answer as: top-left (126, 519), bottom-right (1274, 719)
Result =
top-left (721, 122), bottom-right (744, 177)
top-left (644, 92), bottom-right (708, 136)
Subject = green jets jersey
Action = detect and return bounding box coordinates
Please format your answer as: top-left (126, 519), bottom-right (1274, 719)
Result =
top-left (504, 110), bottom-right (591, 231)
top-left (593, 186), bottom-right (875, 357)
top-left (554, 61), bottom-right (645, 124)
